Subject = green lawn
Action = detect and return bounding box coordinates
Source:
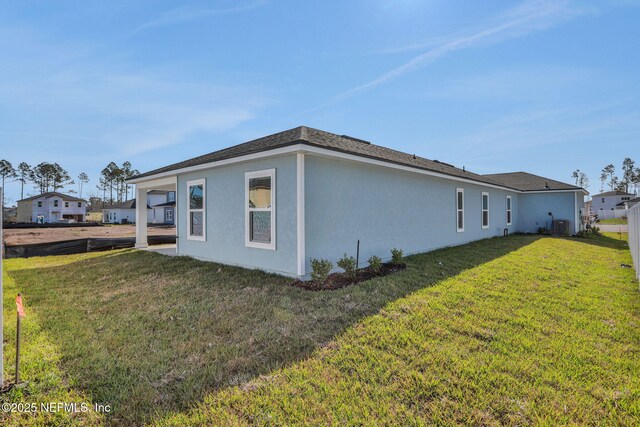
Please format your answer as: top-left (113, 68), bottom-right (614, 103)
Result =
top-left (1, 234), bottom-right (638, 425)
top-left (598, 218), bottom-right (628, 225)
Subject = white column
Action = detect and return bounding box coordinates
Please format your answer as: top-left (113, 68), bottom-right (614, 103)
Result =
top-left (296, 153), bottom-right (305, 276)
top-left (135, 187), bottom-right (148, 248)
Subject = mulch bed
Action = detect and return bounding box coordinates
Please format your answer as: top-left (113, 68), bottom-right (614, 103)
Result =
top-left (293, 262), bottom-right (407, 291)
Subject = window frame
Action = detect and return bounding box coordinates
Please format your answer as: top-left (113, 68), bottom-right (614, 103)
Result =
top-left (53, 199), bottom-right (59, 208)
top-left (245, 168), bottom-right (276, 250)
top-left (506, 195), bottom-right (512, 226)
top-left (64, 201), bottom-right (69, 208)
top-left (78, 202), bottom-right (82, 208)
top-left (186, 178), bottom-right (206, 241)
top-left (481, 192), bottom-right (490, 229)
top-left (456, 188), bottom-right (464, 232)
top-left (37, 201), bottom-right (42, 207)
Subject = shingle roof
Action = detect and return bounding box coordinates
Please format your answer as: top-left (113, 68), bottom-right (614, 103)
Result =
top-left (18, 192), bottom-right (86, 202)
top-left (131, 126), bottom-right (582, 193)
top-left (482, 172), bottom-right (584, 192)
top-left (592, 190), bottom-right (636, 197)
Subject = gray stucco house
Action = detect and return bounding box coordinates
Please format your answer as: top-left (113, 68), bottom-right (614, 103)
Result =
top-left (128, 126), bottom-right (586, 279)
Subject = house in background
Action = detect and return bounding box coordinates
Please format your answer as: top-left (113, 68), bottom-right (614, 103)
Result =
top-left (591, 190), bottom-right (636, 211)
top-left (2, 206), bottom-right (17, 222)
top-left (128, 126), bottom-right (586, 279)
top-left (16, 192), bottom-right (86, 223)
top-left (103, 199), bottom-right (152, 224)
top-left (102, 190), bottom-right (175, 224)
top-left (624, 197), bottom-right (640, 210)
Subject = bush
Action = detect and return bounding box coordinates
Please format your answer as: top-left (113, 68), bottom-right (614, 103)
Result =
top-left (537, 227), bottom-right (551, 235)
top-left (391, 248), bottom-right (403, 264)
top-left (337, 254), bottom-right (357, 279)
top-left (368, 255), bottom-right (382, 273)
top-left (576, 227), bottom-right (601, 239)
top-left (310, 258), bottom-right (333, 283)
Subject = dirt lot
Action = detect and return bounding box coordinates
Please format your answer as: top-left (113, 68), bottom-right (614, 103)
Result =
top-left (2, 224), bottom-right (175, 245)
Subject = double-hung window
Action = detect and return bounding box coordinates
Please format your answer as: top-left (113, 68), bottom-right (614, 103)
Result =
top-left (481, 192), bottom-right (489, 229)
top-left (506, 195), bottom-right (512, 225)
top-left (456, 188), bottom-right (464, 232)
top-left (65, 202), bottom-right (69, 208)
top-left (246, 169), bottom-right (276, 250)
top-left (187, 179), bottom-right (206, 241)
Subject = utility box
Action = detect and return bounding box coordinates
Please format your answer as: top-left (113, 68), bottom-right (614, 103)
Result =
top-left (554, 220), bottom-right (570, 235)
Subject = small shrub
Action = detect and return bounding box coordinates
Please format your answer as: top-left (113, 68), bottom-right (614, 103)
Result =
top-left (337, 254), bottom-right (357, 279)
top-left (368, 255), bottom-right (382, 273)
top-left (537, 227), bottom-right (551, 235)
top-left (591, 226), bottom-right (601, 236)
top-left (310, 258), bottom-right (332, 283)
top-left (391, 248), bottom-right (403, 264)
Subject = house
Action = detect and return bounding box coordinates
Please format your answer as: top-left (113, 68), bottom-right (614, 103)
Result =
top-left (103, 199), bottom-right (152, 224)
top-left (102, 191), bottom-right (175, 224)
top-left (2, 206), bottom-right (17, 222)
top-left (128, 126), bottom-right (586, 279)
top-left (16, 192), bottom-right (86, 223)
top-left (591, 191), bottom-right (636, 211)
top-left (624, 197), bottom-right (640, 210)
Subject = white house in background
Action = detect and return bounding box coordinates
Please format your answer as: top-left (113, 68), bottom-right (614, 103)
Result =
top-left (624, 197), bottom-right (640, 209)
top-left (102, 190), bottom-right (175, 224)
top-left (16, 192), bottom-right (86, 223)
top-left (591, 190), bottom-right (636, 211)
top-left (103, 199), bottom-right (152, 224)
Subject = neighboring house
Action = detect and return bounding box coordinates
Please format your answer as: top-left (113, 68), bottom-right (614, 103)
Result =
top-left (591, 191), bottom-right (635, 211)
top-left (2, 206), bottom-right (17, 222)
top-left (103, 199), bottom-right (152, 224)
top-left (16, 192), bottom-right (86, 223)
top-left (149, 190), bottom-right (176, 225)
top-left (85, 211), bottom-right (104, 222)
top-left (102, 191), bottom-right (175, 224)
top-left (128, 126), bottom-right (587, 279)
top-left (624, 197), bottom-right (640, 210)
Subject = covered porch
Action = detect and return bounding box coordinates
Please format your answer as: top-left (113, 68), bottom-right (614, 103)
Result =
top-left (132, 176), bottom-right (177, 250)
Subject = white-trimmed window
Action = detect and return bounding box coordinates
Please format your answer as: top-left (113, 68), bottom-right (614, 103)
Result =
top-left (506, 195), bottom-right (512, 225)
top-left (187, 179), bottom-right (206, 241)
top-left (456, 188), bottom-right (464, 232)
top-left (482, 192), bottom-right (489, 229)
top-left (65, 201), bottom-right (69, 208)
top-left (245, 169), bottom-right (276, 250)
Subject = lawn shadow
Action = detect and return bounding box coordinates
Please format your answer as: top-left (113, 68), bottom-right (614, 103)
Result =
top-left (7, 235), bottom-right (540, 425)
top-left (563, 234), bottom-right (629, 250)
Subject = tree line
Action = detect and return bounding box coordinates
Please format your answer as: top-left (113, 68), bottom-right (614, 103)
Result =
top-left (571, 158), bottom-right (639, 195)
top-left (0, 159), bottom-right (139, 209)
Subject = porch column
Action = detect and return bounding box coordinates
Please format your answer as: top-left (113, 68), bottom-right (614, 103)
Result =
top-left (135, 186), bottom-right (148, 248)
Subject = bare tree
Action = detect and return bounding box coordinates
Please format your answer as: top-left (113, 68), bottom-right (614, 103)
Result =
top-left (0, 159), bottom-right (17, 208)
top-left (78, 172), bottom-right (89, 198)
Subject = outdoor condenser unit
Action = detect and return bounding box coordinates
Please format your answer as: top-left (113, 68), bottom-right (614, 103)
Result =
top-left (554, 220), bottom-right (570, 235)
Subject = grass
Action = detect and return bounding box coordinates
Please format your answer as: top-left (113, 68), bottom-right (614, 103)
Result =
top-left (598, 218), bottom-right (628, 225)
top-left (2, 234), bottom-right (639, 425)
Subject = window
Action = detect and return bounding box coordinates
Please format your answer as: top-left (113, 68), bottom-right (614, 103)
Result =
top-left (506, 195), bottom-right (512, 225)
top-left (456, 188), bottom-right (464, 232)
top-left (167, 191), bottom-right (176, 203)
top-left (602, 198), bottom-right (605, 203)
top-left (78, 202), bottom-right (82, 207)
top-left (65, 202), bottom-right (69, 208)
top-left (165, 209), bottom-right (173, 222)
top-left (481, 192), bottom-right (489, 229)
top-left (53, 199), bottom-right (59, 207)
top-left (187, 179), bottom-right (205, 241)
top-left (246, 169), bottom-right (276, 249)
top-left (37, 201), bottom-right (42, 207)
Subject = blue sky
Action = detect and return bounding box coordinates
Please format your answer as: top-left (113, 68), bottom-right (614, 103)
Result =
top-left (1, 0), bottom-right (639, 204)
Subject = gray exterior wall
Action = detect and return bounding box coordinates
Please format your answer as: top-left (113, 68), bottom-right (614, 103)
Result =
top-left (304, 155), bottom-right (519, 273)
top-left (517, 191), bottom-right (579, 234)
top-left (171, 152), bottom-right (582, 279)
top-left (176, 154), bottom-right (298, 276)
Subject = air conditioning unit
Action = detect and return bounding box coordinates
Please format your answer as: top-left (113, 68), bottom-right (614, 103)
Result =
top-left (554, 220), bottom-right (570, 235)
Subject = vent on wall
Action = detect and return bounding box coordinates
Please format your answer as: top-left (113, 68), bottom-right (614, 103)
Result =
top-left (340, 135), bottom-right (371, 145)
